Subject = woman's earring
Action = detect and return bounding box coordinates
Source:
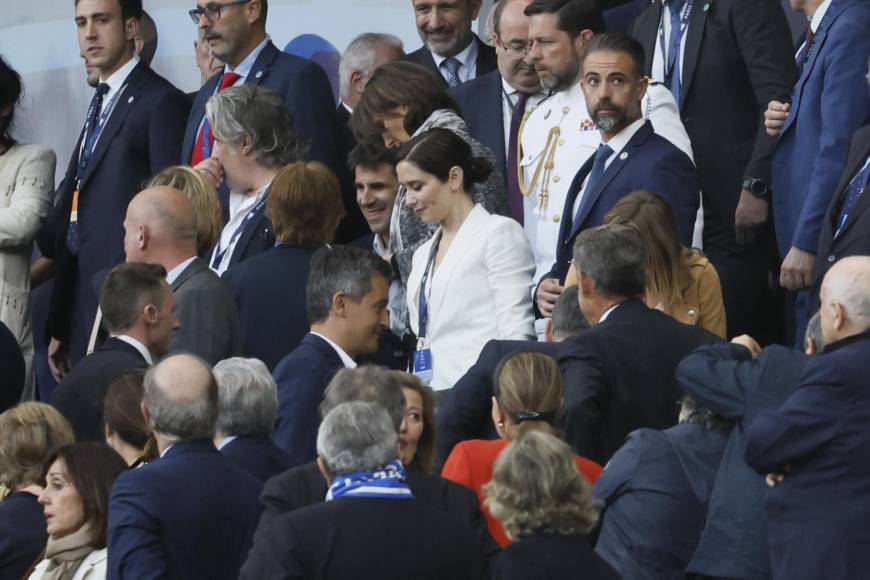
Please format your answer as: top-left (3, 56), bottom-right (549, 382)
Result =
top-left (497, 421), bottom-right (504, 428)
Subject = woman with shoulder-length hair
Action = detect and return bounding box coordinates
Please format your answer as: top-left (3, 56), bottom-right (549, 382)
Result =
top-left (27, 443), bottom-right (128, 580)
top-left (443, 352), bottom-right (602, 546)
top-left (351, 61), bottom-right (509, 296)
top-left (484, 431), bottom-right (620, 580)
top-left (400, 128), bottom-right (534, 393)
top-left (221, 161), bottom-right (346, 370)
top-left (103, 369), bottom-right (157, 468)
top-left (565, 190), bottom-right (726, 338)
top-left (392, 371), bottom-right (436, 473)
top-left (148, 166), bottom-right (223, 258)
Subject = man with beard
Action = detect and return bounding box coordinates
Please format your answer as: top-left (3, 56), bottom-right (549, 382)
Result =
top-left (404, 0), bottom-right (497, 88)
top-left (519, 0), bottom-right (693, 326)
top-left (540, 32), bottom-right (699, 285)
top-left (450, 0), bottom-right (547, 217)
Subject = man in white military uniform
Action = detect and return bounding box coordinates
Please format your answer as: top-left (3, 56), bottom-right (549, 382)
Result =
top-left (520, 0), bottom-right (696, 331)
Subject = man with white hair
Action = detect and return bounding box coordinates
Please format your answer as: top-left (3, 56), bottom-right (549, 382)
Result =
top-left (338, 33), bottom-right (404, 121)
top-left (745, 256), bottom-right (870, 579)
top-left (240, 401), bottom-right (483, 579)
top-left (214, 357), bottom-right (291, 482)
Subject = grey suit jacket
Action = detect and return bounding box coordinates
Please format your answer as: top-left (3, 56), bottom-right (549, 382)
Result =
top-left (171, 257), bottom-right (243, 364)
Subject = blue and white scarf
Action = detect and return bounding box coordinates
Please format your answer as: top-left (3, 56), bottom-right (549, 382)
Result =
top-left (326, 459), bottom-right (415, 501)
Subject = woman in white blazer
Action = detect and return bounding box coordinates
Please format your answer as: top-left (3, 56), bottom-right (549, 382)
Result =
top-left (401, 129), bottom-right (536, 391)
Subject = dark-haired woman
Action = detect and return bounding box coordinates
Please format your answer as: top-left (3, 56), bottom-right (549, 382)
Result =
top-left (401, 129), bottom-right (534, 392)
top-left (28, 443), bottom-right (127, 580)
top-left (103, 370), bottom-right (157, 467)
top-left (0, 56), bottom-right (55, 399)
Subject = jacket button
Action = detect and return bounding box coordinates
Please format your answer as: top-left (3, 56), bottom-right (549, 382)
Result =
top-left (552, 214), bottom-right (561, 222)
top-left (828, 254), bottom-right (836, 262)
top-left (553, 175), bottom-right (561, 183)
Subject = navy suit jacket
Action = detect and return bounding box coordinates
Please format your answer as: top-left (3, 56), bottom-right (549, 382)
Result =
top-left (107, 440), bottom-right (263, 580)
top-left (676, 343), bottom-right (808, 579)
top-left (436, 339), bottom-right (558, 463)
top-left (222, 243), bottom-right (321, 370)
top-left (0, 491), bottom-right (45, 580)
top-left (220, 436), bottom-right (293, 483)
top-left (771, 0), bottom-right (870, 257)
top-left (548, 121), bottom-right (699, 283)
top-left (45, 62), bottom-right (190, 360)
top-left (272, 333), bottom-right (345, 466)
top-left (745, 331), bottom-right (870, 580)
top-left (0, 319), bottom-right (24, 413)
top-left (403, 35), bottom-right (497, 88)
top-left (810, 124), bottom-right (870, 314)
top-left (594, 424), bottom-right (728, 579)
top-left (182, 40), bottom-right (340, 186)
top-left (50, 337), bottom-right (148, 442)
top-left (450, 71), bottom-right (506, 179)
top-left (557, 299), bottom-right (720, 464)
top-left (496, 534), bottom-right (619, 580)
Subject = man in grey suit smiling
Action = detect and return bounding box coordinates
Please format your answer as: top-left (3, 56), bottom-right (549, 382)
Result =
top-left (123, 186), bottom-right (242, 364)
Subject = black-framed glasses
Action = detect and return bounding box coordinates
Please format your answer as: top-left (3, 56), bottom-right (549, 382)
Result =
top-left (189, 0), bottom-right (251, 23)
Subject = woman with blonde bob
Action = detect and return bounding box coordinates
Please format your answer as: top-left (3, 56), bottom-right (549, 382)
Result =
top-left (565, 190), bottom-right (726, 338)
top-left (148, 165), bottom-right (223, 258)
top-left (0, 403), bottom-right (74, 579)
top-left (484, 431), bottom-right (620, 579)
top-left (222, 161), bottom-right (346, 370)
top-left (442, 352), bottom-right (601, 547)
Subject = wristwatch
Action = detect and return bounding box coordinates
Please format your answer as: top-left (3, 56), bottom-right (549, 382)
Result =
top-left (742, 178), bottom-right (771, 198)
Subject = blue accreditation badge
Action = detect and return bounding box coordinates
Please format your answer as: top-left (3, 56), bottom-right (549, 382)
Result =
top-left (413, 348), bottom-right (433, 384)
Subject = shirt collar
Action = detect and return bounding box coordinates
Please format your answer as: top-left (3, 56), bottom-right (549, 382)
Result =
top-left (601, 117), bottom-right (646, 158)
top-left (598, 303), bottom-right (620, 323)
top-left (810, 0), bottom-right (832, 33)
top-left (225, 36), bottom-right (270, 80)
top-left (431, 36), bottom-right (477, 69)
top-left (216, 435), bottom-right (238, 450)
top-left (372, 233), bottom-right (389, 258)
top-left (113, 334), bottom-right (153, 365)
top-left (310, 332), bottom-right (357, 368)
top-left (340, 101), bottom-right (353, 114)
top-left (101, 55), bottom-right (140, 92)
top-left (166, 256), bottom-right (198, 286)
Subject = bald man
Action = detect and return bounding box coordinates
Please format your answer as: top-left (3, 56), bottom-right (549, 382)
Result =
top-left (745, 256), bottom-right (870, 579)
top-left (108, 354), bottom-right (263, 580)
top-left (124, 186), bottom-right (242, 364)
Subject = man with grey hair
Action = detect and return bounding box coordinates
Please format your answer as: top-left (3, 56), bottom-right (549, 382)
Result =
top-left (272, 245), bottom-right (392, 464)
top-left (338, 33), bottom-right (404, 116)
top-left (557, 224), bottom-right (718, 464)
top-left (107, 354), bottom-right (263, 580)
top-left (123, 186), bottom-right (242, 364)
top-left (240, 401), bottom-right (483, 579)
top-left (745, 256), bottom-right (870, 579)
top-left (194, 84), bottom-right (307, 275)
top-left (214, 357), bottom-right (291, 482)
top-left (675, 313), bottom-right (824, 579)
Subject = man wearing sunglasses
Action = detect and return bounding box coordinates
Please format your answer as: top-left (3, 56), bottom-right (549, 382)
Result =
top-left (183, 0), bottom-right (343, 224)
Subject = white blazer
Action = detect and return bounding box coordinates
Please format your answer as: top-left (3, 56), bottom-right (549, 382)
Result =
top-left (407, 204), bottom-right (536, 390)
top-left (28, 548), bottom-right (108, 580)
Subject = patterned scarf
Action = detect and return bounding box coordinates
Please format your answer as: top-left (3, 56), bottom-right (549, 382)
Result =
top-left (326, 459), bottom-right (415, 501)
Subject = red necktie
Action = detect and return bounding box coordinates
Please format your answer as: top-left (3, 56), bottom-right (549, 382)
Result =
top-left (190, 71), bottom-right (241, 165)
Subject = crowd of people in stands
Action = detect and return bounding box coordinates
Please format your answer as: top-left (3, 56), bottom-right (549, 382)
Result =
top-left (1, 0), bottom-right (869, 578)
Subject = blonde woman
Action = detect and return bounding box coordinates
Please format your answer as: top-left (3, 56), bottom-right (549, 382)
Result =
top-left (148, 165), bottom-right (223, 258)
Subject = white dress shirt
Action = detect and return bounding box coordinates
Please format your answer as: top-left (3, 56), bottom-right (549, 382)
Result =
top-left (651, 0), bottom-right (693, 85)
top-left (222, 36), bottom-right (270, 85)
top-left (432, 39), bottom-right (478, 84)
top-left (795, 0), bottom-right (832, 58)
top-left (166, 256), bottom-right (197, 286)
top-left (114, 334), bottom-right (153, 365)
top-left (210, 184), bottom-right (269, 275)
top-left (310, 332), bottom-right (357, 368)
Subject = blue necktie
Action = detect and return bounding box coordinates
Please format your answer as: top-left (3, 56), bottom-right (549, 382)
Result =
top-left (835, 159), bottom-right (870, 236)
top-left (442, 57), bottom-right (461, 88)
top-left (666, 0), bottom-right (687, 105)
top-left (574, 144), bottom-right (613, 224)
top-left (67, 82), bottom-right (110, 254)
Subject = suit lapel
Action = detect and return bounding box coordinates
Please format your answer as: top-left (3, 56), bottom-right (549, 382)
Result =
top-left (228, 205), bottom-right (269, 266)
top-left (634, 1), bottom-right (663, 76)
top-left (246, 40), bottom-right (279, 85)
top-left (80, 62), bottom-right (149, 186)
top-left (561, 155), bottom-right (596, 242)
top-left (679, 0), bottom-right (712, 110)
top-left (488, 74), bottom-right (507, 167)
top-left (182, 73), bottom-right (220, 163)
top-left (833, 140), bottom-right (870, 240)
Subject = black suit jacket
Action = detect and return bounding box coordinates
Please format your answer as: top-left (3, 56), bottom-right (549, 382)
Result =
top-left (272, 333), bottom-right (345, 466)
top-left (222, 244), bottom-right (321, 370)
top-left (495, 534), bottom-right (620, 580)
top-left (557, 299), bottom-right (720, 464)
top-left (450, 71), bottom-right (506, 179)
top-left (403, 35), bottom-right (497, 88)
top-left (632, 0), bottom-right (797, 241)
top-left (240, 496), bottom-right (483, 580)
top-left (0, 491), bottom-right (45, 580)
top-left (220, 436), bottom-right (293, 483)
top-left (45, 62), bottom-right (190, 360)
top-left (810, 124), bottom-right (870, 314)
top-left (50, 337), bottom-right (148, 441)
top-left (436, 339), bottom-right (558, 463)
top-left (252, 462), bottom-right (499, 577)
top-left (0, 319), bottom-right (24, 413)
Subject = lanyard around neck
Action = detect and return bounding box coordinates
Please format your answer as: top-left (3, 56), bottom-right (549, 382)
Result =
top-left (658, 0), bottom-right (694, 79)
top-left (417, 231), bottom-right (443, 340)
